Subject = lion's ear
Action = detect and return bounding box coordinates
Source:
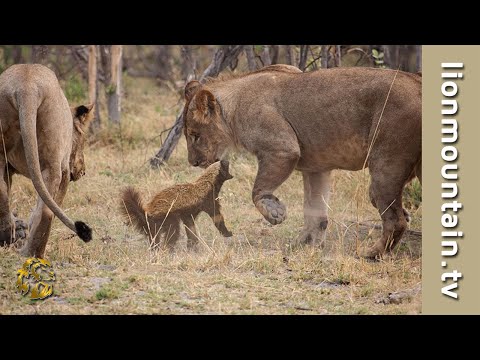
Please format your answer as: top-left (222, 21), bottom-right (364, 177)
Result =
top-left (74, 103), bottom-right (95, 125)
top-left (195, 90), bottom-right (216, 118)
top-left (185, 80), bottom-right (201, 102)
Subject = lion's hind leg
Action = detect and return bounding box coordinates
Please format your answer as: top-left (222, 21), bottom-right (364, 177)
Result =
top-left (360, 159), bottom-right (414, 260)
top-left (20, 167), bottom-right (66, 258)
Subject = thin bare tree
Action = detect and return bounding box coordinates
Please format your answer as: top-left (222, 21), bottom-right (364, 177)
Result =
top-left (69, 45), bottom-right (90, 80)
top-left (271, 45), bottom-right (279, 65)
top-left (108, 45), bottom-right (123, 123)
top-left (321, 45), bottom-right (329, 69)
top-left (416, 45), bottom-right (422, 72)
top-left (245, 46), bottom-right (257, 71)
top-left (261, 45), bottom-right (272, 66)
top-left (285, 45), bottom-right (294, 65)
top-left (336, 45), bottom-right (342, 67)
top-left (181, 45), bottom-right (196, 82)
top-left (298, 45), bottom-right (309, 71)
top-left (13, 46), bottom-right (23, 63)
top-left (156, 45), bottom-right (173, 81)
top-left (99, 45), bottom-right (123, 123)
top-left (88, 45), bottom-right (101, 131)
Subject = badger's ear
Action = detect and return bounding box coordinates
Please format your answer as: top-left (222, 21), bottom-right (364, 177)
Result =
top-left (195, 89), bottom-right (216, 118)
top-left (185, 80), bottom-right (201, 102)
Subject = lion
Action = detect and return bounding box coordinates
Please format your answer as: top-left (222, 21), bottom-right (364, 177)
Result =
top-left (0, 64), bottom-right (94, 258)
top-left (182, 64), bottom-right (421, 259)
top-left (121, 160), bottom-right (233, 250)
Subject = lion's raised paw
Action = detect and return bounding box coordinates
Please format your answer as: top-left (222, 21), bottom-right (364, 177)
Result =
top-left (256, 197), bottom-right (286, 225)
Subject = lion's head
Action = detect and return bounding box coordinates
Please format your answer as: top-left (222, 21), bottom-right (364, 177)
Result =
top-left (183, 81), bottom-right (230, 169)
top-left (70, 104), bottom-right (94, 181)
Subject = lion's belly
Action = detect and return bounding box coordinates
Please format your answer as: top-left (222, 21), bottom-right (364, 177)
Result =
top-left (295, 134), bottom-right (369, 172)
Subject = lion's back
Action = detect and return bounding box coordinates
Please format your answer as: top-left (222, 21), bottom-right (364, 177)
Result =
top-left (0, 64), bottom-right (60, 93)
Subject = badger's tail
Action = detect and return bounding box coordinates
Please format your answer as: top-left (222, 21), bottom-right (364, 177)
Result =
top-left (121, 187), bottom-right (150, 234)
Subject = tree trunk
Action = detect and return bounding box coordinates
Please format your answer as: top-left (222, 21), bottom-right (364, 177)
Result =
top-left (298, 45), bottom-right (309, 71)
top-left (336, 45), bottom-right (342, 67)
top-left (398, 45), bottom-right (406, 71)
top-left (180, 45), bottom-right (196, 82)
top-left (156, 45), bottom-right (172, 81)
top-left (321, 45), bottom-right (328, 69)
top-left (13, 46), bottom-right (23, 63)
top-left (416, 45), bottom-right (422, 72)
top-left (69, 45), bottom-right (91, 81)
top-left (271, 45), bottom-right (279, 65)
top-left (285, 45), bottom-right (294, 65)
top-left (150, 45), bottom-right (244, 168)
top-left (261, 45), bottom-right (271, 66)
top-left (31, 45), bottom-right (48, 64)
top-left (99, 45), bottom-right (111, 85)
top-left (88, 45), bottom-right (101, 132)
top-left (107, 45), bottom-right (122, 124)
top-left (393, 45), bottom-right (400, 69)
top-left (245, 46), bottom-right (257, 71)
top-left (401, 45), bottom-right (414, 72)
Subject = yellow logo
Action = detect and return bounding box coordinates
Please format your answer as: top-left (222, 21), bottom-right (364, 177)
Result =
top-left (16, 258), bottom-right (55, 300)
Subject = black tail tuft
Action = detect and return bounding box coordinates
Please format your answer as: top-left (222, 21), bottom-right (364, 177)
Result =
top-left (75, 221), bottom-right (92, 242)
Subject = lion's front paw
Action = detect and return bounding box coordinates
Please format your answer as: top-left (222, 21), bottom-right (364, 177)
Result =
top-left (256, 197), bottom-right (286, 225)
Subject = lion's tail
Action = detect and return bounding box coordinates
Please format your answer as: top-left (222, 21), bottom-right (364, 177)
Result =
top-left (121, 187), bottom-right (150, 234)
top-left (16, 87), bottom-right (92, 242)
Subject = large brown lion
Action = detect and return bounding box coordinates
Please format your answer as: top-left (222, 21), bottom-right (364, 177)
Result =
top-left (0, 64), bottom-right (94, 258)
top-left (183, 64), bottom-right (421, 259)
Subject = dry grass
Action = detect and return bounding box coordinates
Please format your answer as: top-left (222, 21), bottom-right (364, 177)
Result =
top-left (0, 77), bottom-right (422, 314)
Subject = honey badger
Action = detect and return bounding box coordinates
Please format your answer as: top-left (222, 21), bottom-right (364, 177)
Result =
top-left (121, 160), bottom-right (233, 250)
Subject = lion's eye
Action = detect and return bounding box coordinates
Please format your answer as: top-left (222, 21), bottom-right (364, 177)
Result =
top-left (192, 134), bottom-right (200, 143)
